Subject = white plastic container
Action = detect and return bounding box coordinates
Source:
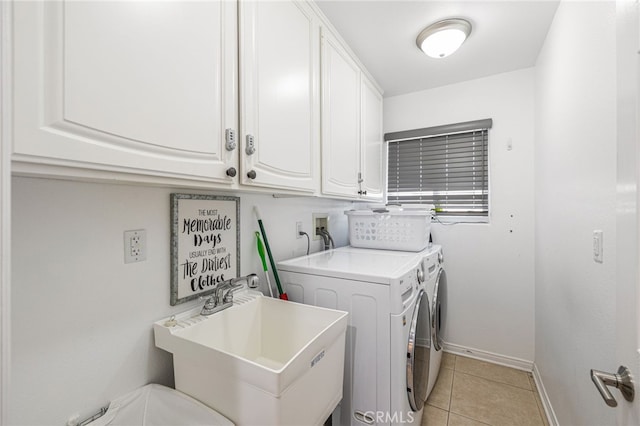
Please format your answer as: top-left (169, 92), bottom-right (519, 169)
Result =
top-left (88, 384), bottom-right (233, 426)
top-left (345, 208), bottom-right (432, 251)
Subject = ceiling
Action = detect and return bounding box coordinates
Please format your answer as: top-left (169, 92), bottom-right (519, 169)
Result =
top-left (315, 0), bottom-right (560, 97)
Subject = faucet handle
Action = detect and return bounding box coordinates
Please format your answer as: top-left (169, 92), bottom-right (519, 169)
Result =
top-left (221, 274), bottom-right (260, 302)
top-left (199, 294), bottom-right (217, 309)
top-left (222, 281), bottom-right (244, 301)
top-left (222, 290), bottom-right (234, 304)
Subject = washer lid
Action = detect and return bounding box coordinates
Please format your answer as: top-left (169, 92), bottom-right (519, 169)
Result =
top-left (278, 246), bottom-right (426, 284)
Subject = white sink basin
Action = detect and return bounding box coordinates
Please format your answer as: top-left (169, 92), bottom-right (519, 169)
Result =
top-left (154, 291), bottom-right (348, 425)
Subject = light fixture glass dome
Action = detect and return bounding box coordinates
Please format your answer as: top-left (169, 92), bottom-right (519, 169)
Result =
top-left (416, 19), bottom-right (472, 59)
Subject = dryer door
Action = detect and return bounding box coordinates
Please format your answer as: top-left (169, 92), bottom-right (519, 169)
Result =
top-left (407, 289), bottom-right (431, 411)
top-left (432, 269), bottom-right (448, 351)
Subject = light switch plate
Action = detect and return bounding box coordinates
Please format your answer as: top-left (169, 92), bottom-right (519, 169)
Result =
top-left (124, 229), bottom-right (147, 263)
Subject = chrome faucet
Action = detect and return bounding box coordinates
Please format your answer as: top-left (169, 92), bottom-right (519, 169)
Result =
top-left (201, 274), bottom-right (259, 316)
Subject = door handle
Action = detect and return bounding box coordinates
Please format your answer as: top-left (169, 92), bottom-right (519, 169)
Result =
top-left (590, 366), bottom-right (635, 407)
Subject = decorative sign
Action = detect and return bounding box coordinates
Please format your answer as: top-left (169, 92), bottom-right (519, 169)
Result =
top-left (170, 194), bottom-right (240, 306)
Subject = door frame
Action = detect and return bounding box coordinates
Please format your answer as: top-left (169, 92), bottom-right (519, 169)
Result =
top-left (1, 1), bottom-right (12, 423)
top-left (615, 0), bottom-right (640, 424)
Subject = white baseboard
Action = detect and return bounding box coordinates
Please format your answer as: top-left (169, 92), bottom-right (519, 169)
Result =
top-left (443, 341), bottom-right (534, 372)
top-left (532, 363), bottom-right (559, 426)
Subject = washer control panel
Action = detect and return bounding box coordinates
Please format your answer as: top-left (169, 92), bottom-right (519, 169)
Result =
top-left (397, 266), bottom-right (421, 309)
top-left (398, 269), bottom-right (418, 294)
top-left (424, 253), bottom-right (437, 277)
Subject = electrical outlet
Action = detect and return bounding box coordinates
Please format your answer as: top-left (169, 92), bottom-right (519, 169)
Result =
top-left (124, 229), bottom-right (147, 263)
top-left (312, 213), bottom-right (329, 241)
top-left (296, 221), bottom-right (303, 239)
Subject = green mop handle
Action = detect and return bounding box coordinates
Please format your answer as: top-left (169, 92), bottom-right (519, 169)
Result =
top-left (254, 207), bottom-right (286, 299)
top-left (255, 231), bottom-right (269, 272)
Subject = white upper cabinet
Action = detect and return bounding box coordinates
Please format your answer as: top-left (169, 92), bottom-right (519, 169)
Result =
top-left (239, 0), bottom-right (319, 192)
top-left (360, 75), bottom-right (384, 200)
top-left (320, 27), bottom-right (384, 200)
top-left (320, 28), bottom-right (361, 198)
top-left (12, 1), bottom-right (238, 184)
top-left (10, 0), bottom-right (380, 197)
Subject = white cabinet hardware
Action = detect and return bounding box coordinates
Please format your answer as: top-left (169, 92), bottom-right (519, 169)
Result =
top-left (245, 135), bottom-right (256, 156)
top-left (225, 129), bottom-right (237, 152)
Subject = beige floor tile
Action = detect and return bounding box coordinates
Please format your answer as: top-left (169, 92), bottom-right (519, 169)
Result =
top-left (450, 372), bottom-right (544, 426)
top-left (442, 352), bottom-right (456, 370)
top-left (427, 367), bottom-right (454, 410)
top-left (448, 413), bottom-right (491, 426)
top-left (421, 405), bottom-right (449, 426)
top-left (455, 356), bottom-right (532, 390)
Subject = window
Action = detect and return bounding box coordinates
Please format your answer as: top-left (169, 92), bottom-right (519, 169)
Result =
top-left (385, 119), bottom-right (492, 218)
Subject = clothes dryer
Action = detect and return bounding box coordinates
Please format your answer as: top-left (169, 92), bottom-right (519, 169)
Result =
top-left (421, 246), bottom-right (447, 397)
top-left (278, 245), bottom-right (441, 426)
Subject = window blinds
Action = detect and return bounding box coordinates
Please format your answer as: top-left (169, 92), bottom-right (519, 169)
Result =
top-left (386, 119), bottom-right (491, 216)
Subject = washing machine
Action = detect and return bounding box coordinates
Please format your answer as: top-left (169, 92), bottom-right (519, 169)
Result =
top-left (278, 245), bottom-right (442, 426)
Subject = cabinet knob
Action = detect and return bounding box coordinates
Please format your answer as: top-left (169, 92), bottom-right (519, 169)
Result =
top-left (358, 190), bottom-right (367, 196)
top-left (247, 170), bottom-right (257, 180)
top-left (225, 167), bottom-right (237, 177)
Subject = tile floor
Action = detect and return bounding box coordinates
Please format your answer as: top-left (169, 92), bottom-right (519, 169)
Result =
top-left (422, 353), bottom-right (550, 426)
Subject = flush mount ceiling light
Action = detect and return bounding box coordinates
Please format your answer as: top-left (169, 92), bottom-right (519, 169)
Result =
top-left (416, 18), bottom-right (472, 59)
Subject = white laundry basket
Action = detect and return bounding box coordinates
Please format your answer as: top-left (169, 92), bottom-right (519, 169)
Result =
top-left (345, 208), bottom-right (432, 252)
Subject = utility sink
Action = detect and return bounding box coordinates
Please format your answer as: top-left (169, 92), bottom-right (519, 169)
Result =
top-left (154, 291), bottom-right (348, 425)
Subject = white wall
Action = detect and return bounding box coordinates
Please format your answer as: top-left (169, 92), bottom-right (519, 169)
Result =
top-left (534, 2), bottom-right (617, 425)
top-left (384, 68), bottom-right (536, 362)
top-left (10, 177), bottom-right (352, 425)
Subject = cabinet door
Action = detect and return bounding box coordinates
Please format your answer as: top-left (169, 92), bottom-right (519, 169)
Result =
top-left (320, 28), bottom-right (361, 198)
top-left (12, 1), bottom-right (237, 184)
top-left (239, 0), bottom-right (319, 192)
top-left (360, 75), bottom-right (384, 200)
